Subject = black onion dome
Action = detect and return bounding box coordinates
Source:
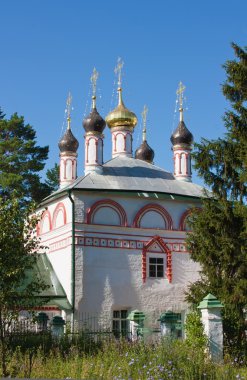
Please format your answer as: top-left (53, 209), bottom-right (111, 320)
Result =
top-left (83, 107), bottom-right (106, 134)
top-left (135, 140), bottom-right (155, 163)
top-left (170, 121), bottom-right (193, 146)
top-left (58, 129), bottom-right (79, 153)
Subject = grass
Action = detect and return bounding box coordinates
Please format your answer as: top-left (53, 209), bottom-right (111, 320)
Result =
top-left (4, 338), bottom-right (247, 379)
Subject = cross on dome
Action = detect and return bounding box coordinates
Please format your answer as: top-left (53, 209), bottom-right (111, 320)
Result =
top-left (141, 105), bottom-right (148, 142)
top-left (65, 92), bottom-right (72, 129)
top-left (114, 57), bottom-right (124, 88)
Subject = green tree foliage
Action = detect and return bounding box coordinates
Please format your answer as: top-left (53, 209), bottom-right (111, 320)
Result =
top-left (45, 163), bottom-right (59, 192)
top-left (0, 109), bottom-right (51, 203)
top-left (0, 195), bottom-right (47, 376)
top-left (185, 310), bottom-right (207, 351)
top-left (186, 43), bottom-right (247, 354)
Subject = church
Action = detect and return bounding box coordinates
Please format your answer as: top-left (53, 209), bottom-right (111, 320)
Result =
top-left (35, 66), bottom-right (203, 335)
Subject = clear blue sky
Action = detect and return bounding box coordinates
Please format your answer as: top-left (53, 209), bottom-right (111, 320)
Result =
top-left (1, 0), bottom-right (246, 185)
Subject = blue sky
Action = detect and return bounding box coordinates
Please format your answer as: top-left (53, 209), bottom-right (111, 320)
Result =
top-left (1, 0), bottom-right (246, 185)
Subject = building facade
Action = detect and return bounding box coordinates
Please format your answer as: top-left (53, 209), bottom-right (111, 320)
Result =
top-left (36, 80), bottom-right (203, 333)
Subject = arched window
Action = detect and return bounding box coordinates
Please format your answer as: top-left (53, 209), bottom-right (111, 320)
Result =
top-left (142, 236), bottom-right (172, 283)
top-left (133, 204), bottom-right (173, 230)
top-left (87, 199), bottom-right (127, 227)
top-left (52, 202), bottom-right (67, 229)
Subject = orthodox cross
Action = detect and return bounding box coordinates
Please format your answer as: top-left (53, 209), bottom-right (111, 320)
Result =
top-left (66, 92), bottom-right (72, 129)
top-left (141, 105), bottom-right (148, 141)
top-left (114, 57), bottom-right (124, 87)
top-left (176, 81), bottom-right (186, 109)
top-left (91, 67), bottom-right (99, 97)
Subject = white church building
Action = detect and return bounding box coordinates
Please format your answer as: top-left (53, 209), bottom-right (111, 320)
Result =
top-left (36, 73), bottom-right (203, 334)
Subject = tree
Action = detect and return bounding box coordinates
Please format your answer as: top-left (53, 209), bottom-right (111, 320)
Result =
top-left (0, 195), bottom-right (47, 376)
top-left (0, 110), bottom-right (50, 204)
top-left (45, 163), bottom-right (60, 193)
top-left (186, 43), bottom-right (247, 355)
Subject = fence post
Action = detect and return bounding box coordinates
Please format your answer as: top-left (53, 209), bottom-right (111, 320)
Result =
top-left (127, 310), bottom-right (145, 341)
top-left (197, 293), bottom-right (224, 362)
top-left (51, 316), bottom-right (65, 338)
top-left (36, 312), bottom-right (49, 332)
top-left (158, 311), bottom-right (182, 338)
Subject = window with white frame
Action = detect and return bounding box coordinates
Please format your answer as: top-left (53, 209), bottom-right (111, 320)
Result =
top-left (112, 310), bottom-right (128, 338)
top-left (148, 256), bottom-right (165, 278)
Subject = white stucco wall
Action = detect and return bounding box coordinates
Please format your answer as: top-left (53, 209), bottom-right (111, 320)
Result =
top-left (37, 195), bottom-right (73, 304)
top-left (73, 191), bottom-right (201, 323)
top-left (37, 189), bottom-right (201, 323)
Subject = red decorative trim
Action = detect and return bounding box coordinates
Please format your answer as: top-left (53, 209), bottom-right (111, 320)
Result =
top-left (77, 235), bottom-right (187, 253)
top-left (87, 199), bottom-right (127, 227)
top-left (33, 306), bottom-right (60, 311)
top-left (49, 236), bottom-right (71, 253)
top-left (133, 204), bottom-right (173, 230)
top-left (142, 236), bottom-right (172, 283)
top-left (124, 134), bottom-right (127, 150)
top-left (85, 138), bottom-right (89, 163)
top-left (52, 202), bottom-right (67, 229)
top-left (40, 209), bottom-right (52, 234)
top-left (179, 208), bottom-right (201, 231)
top-left (179, 153), bottom-right (182, 174)
top-left (72, 160), bottom-right (75, 180)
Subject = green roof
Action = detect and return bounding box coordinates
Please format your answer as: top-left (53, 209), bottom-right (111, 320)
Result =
top-left (197, 293), bottom-right (223, 309)
top-left (21, 254), bottom-right (72, 311)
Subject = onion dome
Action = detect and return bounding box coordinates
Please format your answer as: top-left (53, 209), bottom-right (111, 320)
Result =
top-left (106, 88), bottom-right (138, 128)
top-left (58, 127), bottom-right (79, 153)
top-left (83, 96), bottom-right (106, 134)
top-left (135, 140), bottom-right (154, 163)
top-left (170, 120), bottom-right (193, 146)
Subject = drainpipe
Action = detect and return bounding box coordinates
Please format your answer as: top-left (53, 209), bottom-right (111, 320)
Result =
top-left (68, 190), bottom-right (75, 332)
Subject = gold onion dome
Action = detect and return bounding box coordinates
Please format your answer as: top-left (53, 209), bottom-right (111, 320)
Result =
top-left (106, 88), bottom-right (138, 128)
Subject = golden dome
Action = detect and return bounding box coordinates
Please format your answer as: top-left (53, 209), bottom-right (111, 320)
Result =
top-left (106, 88), bottom-right (138, 128)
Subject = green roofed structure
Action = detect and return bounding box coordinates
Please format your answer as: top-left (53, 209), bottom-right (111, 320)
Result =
top-left (21, 254), bottom-right (72, 311)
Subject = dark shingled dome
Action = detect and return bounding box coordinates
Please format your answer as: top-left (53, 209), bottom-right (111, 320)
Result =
top-left (170, 121), bottom-right (193, 146)
top-left (135, 140), bottom-right (154, 163)
top-left (58, 129), bottom-right (79, 153)
top-left (83, 107), bottom-right (106, 134)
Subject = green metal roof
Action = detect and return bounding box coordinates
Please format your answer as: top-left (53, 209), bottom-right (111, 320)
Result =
top-left (197, 293), bottom-right (223, 309)
top-left (21, 254), bottom-right (72, 311)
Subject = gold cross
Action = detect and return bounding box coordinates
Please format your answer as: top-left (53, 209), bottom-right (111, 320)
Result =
top-left (141, 105), bottom-right (148, 129)
top-left (65, 92), bottom-right (72, 129)
top-left (66, 92), bottom-right (72, 118)
top-left (176, 81), bottom-right (186, 108)
top-left (141, 105), bottom-right (148, 141)
top-left (91, 67), bottom-right (99, 97)
top-left (114, 57), bottom-right (124, 87)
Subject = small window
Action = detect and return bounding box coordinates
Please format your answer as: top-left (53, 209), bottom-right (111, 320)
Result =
top-left (149, 257), bottom-right (164, 278)
top-left (112, 310), bottom-right (128, 338)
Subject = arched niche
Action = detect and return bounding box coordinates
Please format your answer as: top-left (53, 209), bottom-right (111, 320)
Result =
top-left (179, 208), bottom-right (201, 231)
top-left (52, 202), bottom-right (67, 229)
top-left (87, 199), bottom-right (127, 227)
top-left (133, 204), bottom-right (173, 230)
top-left (39, 210), bottom-right (52, 234)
